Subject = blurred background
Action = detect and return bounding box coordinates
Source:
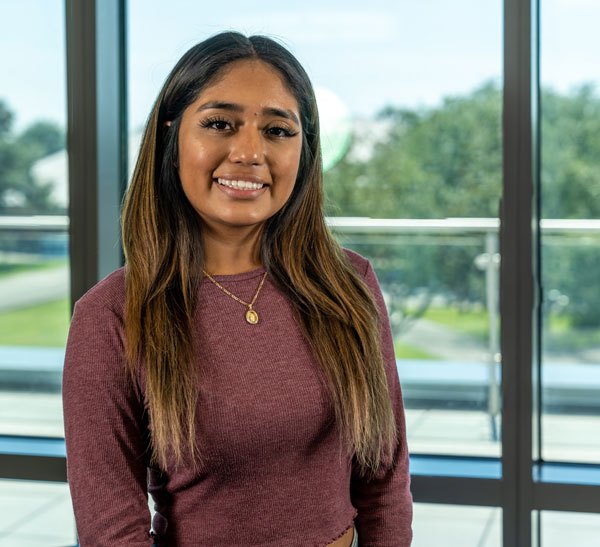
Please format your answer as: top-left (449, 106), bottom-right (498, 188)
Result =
top-left (0, 0), bottom-right (599, 545)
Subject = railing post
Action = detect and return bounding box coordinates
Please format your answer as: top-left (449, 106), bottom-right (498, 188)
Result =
top-left (486, 230), bottom-right (501, 441)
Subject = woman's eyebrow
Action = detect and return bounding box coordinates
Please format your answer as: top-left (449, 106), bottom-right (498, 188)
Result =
top-left (263, 107), bottom-right (300, 126)
top-left (196, 101), bottom-right (300, 125)
top-left (196, 101), bottom-right (243, 114)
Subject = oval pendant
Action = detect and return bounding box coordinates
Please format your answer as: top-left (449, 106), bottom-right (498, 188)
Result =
top-left (245, 309), bottom-right (259, 324)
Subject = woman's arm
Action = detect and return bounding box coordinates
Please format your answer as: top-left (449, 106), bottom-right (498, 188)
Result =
top-left (350, 260), bottom-right (413, 547)
top-left (63, 298), bottom-right (153, 546)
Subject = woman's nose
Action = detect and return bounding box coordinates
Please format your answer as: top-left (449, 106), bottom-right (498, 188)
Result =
top-left (228, 127), bottom-right (265, 165)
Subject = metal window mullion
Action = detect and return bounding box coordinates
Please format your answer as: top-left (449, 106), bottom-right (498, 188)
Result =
top-left (66, 0), bottom-right (98, 304)
top-left (66, 0), bottom-right (127, 306)
top-left (501, 1), bottom-right (540, 547)
top-left (534, 483), bottom-right (600, 513)
top-left (0, 0), bottom-right (128, 487)
top-left (411, 475), bottom-right (502, 507)
top-left (0, 454), bottom-right (67, 482)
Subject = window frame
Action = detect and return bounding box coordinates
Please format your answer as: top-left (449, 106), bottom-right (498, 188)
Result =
top-left (1, 1), bottom-right (599, 546)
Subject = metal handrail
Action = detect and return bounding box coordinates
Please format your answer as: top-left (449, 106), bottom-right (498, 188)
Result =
top-left (0, 215), bottom-right (69, 231)
top-left (2, 215), bottom-right (600, 234)
top-left (328, 217), bottom-right (600, 234)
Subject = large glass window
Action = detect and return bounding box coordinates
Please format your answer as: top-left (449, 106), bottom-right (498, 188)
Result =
top-left (0, 1), bottom-right (68, 438)
top-left (413, 503), bottom-right (501, 546)
top-left (2, 3), bottom-right (594, 546)
top-left (540, 0), bottom-right (600, 464)
top-left (128, 0), bottom-right (503, 459)
top-left (540, 511), bottom-right (600, 546)
top-left (0, 479), bottom-right (76, 545)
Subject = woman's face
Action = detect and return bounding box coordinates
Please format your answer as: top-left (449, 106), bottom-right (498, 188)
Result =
top-left (176, 59), bottom-right (303, 235)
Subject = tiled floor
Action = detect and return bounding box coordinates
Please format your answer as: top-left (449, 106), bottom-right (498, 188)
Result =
top-left (413, 505), bottom-right (502, 546)
top-left (1, 480), bottom-right (507, 547)
top-left (1, 392), bottom-right (599, 546)
top-left (2, 483), bottom-right (600, 546)
top-left (539, 511), bottom-right (600, 547)
top-left (2, 390), bottom-right (599, 461)
top-left (0, 480), bottom-right (76, 546)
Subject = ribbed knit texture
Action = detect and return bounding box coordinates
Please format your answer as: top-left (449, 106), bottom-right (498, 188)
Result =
top-left (62, 248), bottom-right (413, 546)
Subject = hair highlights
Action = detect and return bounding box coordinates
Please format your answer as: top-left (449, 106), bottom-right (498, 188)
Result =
top-left (121, 31), bottom-right (397, 478)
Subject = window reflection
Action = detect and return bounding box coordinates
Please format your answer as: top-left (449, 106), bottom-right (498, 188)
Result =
top-left (540, 0), bottom-right (600, 464)
top-left (129, 0), bottom-right (503, 459)
top-left (0, 1), bottom-right (68, 437)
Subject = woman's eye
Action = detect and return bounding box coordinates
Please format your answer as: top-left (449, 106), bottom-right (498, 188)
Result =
top-left (200, 118), bottom-right (232, 131)
top-left (267, 126), bottom-right (295, 138)
top-left (209, 120), bottom-right (230, 130)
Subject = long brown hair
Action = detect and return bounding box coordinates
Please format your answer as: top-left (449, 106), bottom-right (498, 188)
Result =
top-left (121, 32), bottom-right (397, 478)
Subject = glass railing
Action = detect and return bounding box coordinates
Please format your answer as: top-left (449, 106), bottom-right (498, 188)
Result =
top-left (332, 217), bottom-right (600, 461)
top-left (0, 215), bottom-right (69, 437)
top-left (1, 216), bottom-right (599, 462)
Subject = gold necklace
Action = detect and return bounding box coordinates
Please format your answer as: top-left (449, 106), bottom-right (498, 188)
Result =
top-left (202, 269), bottom-right (268, 325)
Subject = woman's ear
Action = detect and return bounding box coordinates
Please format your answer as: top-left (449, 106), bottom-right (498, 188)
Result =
top-left (164, 120), bottom-right (173, 127)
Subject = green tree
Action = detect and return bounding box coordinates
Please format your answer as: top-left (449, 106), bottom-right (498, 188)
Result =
top-left (540, 84), bottom-right (600, 327)
top-left (325, 81), bottom-right (600, 331)
top-left (325, 82), bottom-right (502, 335)
top-left (541, 84), bottom-right (600, 219)
top-left (0, 99), bottom-right (64, 214)
top-left (325, 81), bottom-right (502, 219)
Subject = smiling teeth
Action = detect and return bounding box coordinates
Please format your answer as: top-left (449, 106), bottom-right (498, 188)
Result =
top-left (217, 178), bottom-right (265, 190)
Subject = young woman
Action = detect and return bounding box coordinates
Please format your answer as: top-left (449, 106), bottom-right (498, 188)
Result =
top-left (63, 31), bottom-right (413, 546)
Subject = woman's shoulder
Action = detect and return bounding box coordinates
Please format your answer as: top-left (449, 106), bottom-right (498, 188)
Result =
top-left (341, 247), bottom-right (371, 279)
top-left (74, 266), bottom-right (126, 317)
top-left (341, 247), bottom-right (383, 295)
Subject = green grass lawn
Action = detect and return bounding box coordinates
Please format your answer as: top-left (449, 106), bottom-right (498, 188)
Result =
top-left (2, 295), bottom-right (599, 354)
top-left (0, 298), bottom-right (70, 347)
top-left (423, 306), bottom-right (490, 341)
top-left (422, 305), bottom-right (600, 353)
top-left (0, 259), bottom-right (68, 279)
top-left (394, 340), bottom-right (439, 359)
top-left (543, 319), bottom-right (600, 352)
top-left (0, 294), bottom-right (441, 357)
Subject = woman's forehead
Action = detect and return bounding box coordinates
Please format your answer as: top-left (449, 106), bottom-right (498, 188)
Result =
top-left (192, 59), bottom-right (300, 113)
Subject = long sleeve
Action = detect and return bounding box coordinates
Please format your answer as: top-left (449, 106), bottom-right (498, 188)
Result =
top-left (62, 298), bottom-right (153, 546)
top-left (350, 261), bottom-right (413, 546)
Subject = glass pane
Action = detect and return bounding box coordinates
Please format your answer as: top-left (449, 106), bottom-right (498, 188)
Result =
top-left (0, 479), bottom-right (76, 545)
top-left (540, 0), bottom-right (600, 463)
top-left (0, 2), bottom-right (68, 438)
top-left (541, 511), bottom-right (600, 547)
top-left (414, 503), bottom-right (501, 546)
top-left (129, 0), bottom-right (503, 458)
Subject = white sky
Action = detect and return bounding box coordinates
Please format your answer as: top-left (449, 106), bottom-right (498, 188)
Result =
top-left (0, 0), bottom-right (598, 132)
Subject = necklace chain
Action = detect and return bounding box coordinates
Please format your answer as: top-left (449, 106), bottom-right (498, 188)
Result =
top-left (202, 269), bottom-right (268, 324)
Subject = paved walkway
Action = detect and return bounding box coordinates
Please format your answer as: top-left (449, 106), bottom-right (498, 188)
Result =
top-left (0, 266), bottom-right (69, 312)
top-left (401, 317), bottom-right (490, 362)
top-left (403, 316), bottom-right (600, 365)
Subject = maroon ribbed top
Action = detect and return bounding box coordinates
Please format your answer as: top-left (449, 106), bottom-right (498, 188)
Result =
top-left (62, 248), bottom-right (413, 546)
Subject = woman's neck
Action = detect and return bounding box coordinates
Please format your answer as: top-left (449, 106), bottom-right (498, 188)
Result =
top-left (201, 225), bottom-right (263, 275)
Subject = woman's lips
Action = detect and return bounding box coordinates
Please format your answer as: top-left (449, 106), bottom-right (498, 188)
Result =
top-left (213, 178), bottom-right (269, 199)
top-left (215, 177), bottom-right (266, 190)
